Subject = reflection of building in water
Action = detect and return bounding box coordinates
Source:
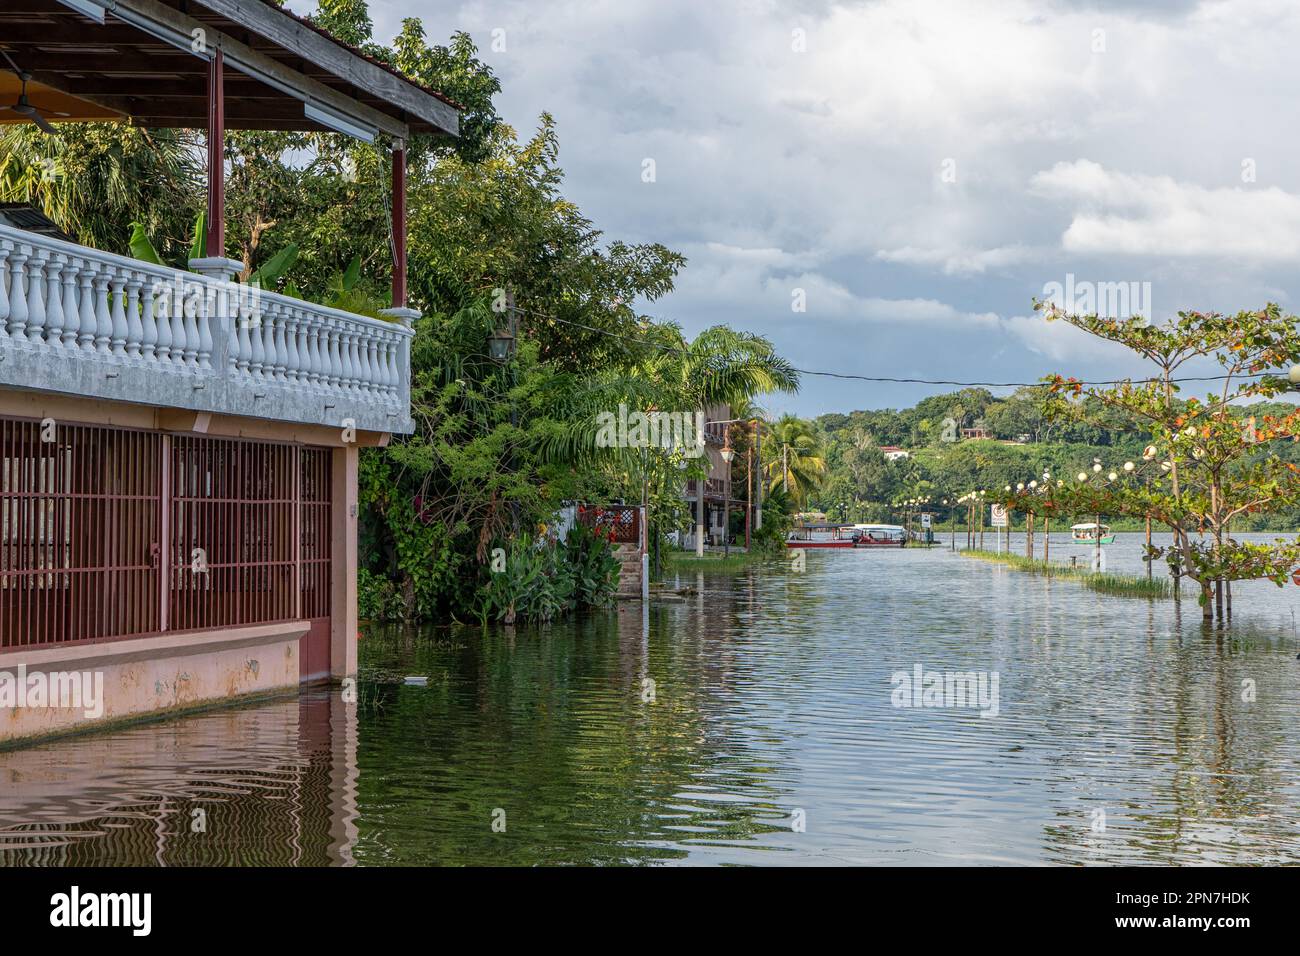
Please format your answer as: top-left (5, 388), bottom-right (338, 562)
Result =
top-left (0, 689), bottom-right (355, 866)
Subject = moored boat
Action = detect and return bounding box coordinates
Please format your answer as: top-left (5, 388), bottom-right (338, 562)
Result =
top-left (851, 523), bottom-right (908, 548)
top-left (786, 524), bottom-right (859, 548)
top-left (1071, 522), bottom-right (1115, 545)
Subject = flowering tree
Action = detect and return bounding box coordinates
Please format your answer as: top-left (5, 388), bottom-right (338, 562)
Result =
top-left (1002, 302), bottom-right (1300, 621)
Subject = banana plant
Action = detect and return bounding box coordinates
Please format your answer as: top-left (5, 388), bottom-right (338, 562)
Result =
top-left (127, 221), bottom-right (165, 265)
top-left (188, 210), bottom-right (206, 261)
top-left (247, 242), bottom-right (298, 289)
top-left (127, 210), bottom-right (205, 270)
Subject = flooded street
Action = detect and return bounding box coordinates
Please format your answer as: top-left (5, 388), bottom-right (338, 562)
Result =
top-left (3, 535), bottom-right (1300, 866)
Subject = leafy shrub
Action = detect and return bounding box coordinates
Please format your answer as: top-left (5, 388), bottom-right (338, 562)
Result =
top-left (563, 523), bottom-right (621, 608)
top-left (477, 526), bottom-right (620, 624)
top-left (752, 486), bottom-right (795, 555)
top-left (358, 568), bottom-right (406, 622)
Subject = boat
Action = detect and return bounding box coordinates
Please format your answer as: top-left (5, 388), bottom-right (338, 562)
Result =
top-left (1071, 522), bottom-right (1115, 545)
top-left (851, 523), bottom-right (908, 548)
top-left (786, 524), bottom-right (859, 548)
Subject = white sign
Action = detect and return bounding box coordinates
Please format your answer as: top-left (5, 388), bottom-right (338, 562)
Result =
top-left (920, 513), bottom-right (932, 528)
top-left (990, 504), bottom-right (1008, 527)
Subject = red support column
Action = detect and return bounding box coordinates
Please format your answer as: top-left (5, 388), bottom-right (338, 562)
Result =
top-left (205, 47), bottom-right (225, 258)
top-left (391, 145), bottom-right (407, 308)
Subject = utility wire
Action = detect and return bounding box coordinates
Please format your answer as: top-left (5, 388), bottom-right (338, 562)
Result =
top-left (514, 304), bottom-right (1273, 390)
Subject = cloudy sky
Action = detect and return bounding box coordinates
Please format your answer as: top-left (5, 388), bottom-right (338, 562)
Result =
top-left (314, 0), bottom-right (1299, 416)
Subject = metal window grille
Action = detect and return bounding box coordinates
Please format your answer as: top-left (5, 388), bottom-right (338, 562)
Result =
top-left (0, 420), bottom-right (161, 650)
top-left (299, 448), bottom-right (332, 620)
top-left (0, 416), bottom-right (333, 651)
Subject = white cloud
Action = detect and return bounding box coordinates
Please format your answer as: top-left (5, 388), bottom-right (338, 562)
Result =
top-left (876, 243), bottom-right (1039, 276)
top-left (1032, 159), bottom-right (1300, 260)
top-left (350, 0), bottom-right (1300, 412)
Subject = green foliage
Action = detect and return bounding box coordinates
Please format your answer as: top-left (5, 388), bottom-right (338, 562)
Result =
top-left (476, 526), bottom-right (618, 625)
top-left (1016, 302), bottom-right (1300, 619)
top-left (189, 210), bottom-right (207, 262)
top-left (248, 242), bottom-right (300, 289)
top-left (763, 414), bottom-right (826, 506)
top-left (752, 485), bottom-right (795, 554)
top-left (0, 124), bottom-right (202, 256)
top-left (562, 523), bottom-right (621, 609)
top-left (127, 221), bottom-right (164, 265)
top-left (963, 549), bottom-right (1172, 599)
top-left (359, 451), bottom-right (473, 621)
top-left (664, 550), bottom-right (769, 572)
top-left (358, 567), bottom-right (406, 622)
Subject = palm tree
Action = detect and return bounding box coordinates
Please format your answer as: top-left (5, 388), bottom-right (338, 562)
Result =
top-left (644, 323), bottom-right (800, 409)
top-left (0, 123), bottom-right (202, 257)
top-left (763, 414), bottom-right (826, 506)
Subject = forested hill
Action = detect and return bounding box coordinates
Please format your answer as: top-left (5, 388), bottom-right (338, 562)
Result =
top-left (810, 387), bottom-right (1300, 530)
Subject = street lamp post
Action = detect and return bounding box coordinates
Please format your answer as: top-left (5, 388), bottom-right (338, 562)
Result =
top-left (1075, 459), bottom-right (1112, 572)
top-left (1016, 482), bottom-right (1031, 559)
top-left (721, 439), bottom-right (736, 558)
top-left (748, 442), bottom-right (759, 548)
top-left (1041, 471), bottom-right (1052, 564)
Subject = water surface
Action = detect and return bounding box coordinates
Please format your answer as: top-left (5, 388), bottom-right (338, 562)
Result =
top-left (3, 534), bottom-right (1299, 865)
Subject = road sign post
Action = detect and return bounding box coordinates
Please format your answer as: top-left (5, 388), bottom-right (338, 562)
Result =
top-left (991, 504), bottom-right (1008, 553)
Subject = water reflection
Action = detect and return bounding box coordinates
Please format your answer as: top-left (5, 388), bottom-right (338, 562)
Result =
top-left (0, 692), bottom-right (356, 865)
top-left (1, 540), bottom-right (1299, 865)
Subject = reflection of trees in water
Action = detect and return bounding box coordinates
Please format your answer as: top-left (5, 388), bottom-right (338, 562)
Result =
top-left (0, 691), bottom-right (355, 867)
top-left (1037, 614), bottom-right (1300, 865)
top-left (920, 561), bottom-right (1300, 863)
top-left (352, 608), bottom-right (798, 865)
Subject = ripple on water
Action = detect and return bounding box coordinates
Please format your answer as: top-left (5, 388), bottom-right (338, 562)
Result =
top-left (2, 537), bottom-right (1299, 864)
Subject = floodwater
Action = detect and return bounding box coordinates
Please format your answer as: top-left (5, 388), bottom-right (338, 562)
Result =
top-left (2, 533), bottom-right (1299, 865)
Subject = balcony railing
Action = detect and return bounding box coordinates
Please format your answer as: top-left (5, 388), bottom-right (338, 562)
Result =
top-left (0, 224), bottom-right (414, 434)
top-left (576, 504), bottom-right (642, 545)
top-left (685, 477), bottom-right (728, 501)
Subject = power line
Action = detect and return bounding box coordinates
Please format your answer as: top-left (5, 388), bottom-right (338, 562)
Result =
top-left (786, 370), bottom-right (1263, 387)
top-left (514, 304), bottom-right (1271, 390)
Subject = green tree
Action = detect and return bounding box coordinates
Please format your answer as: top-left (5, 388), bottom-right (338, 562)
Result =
top-left (764, 414), bottom-right (826, 507)
top-left (1009, 302), bottom-right (1300, 621)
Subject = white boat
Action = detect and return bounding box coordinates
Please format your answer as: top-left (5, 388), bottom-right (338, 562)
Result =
top-left (1071, 522), bottom-right (1115, 545)
top-left (851, 523), bottom-right (908, 548)
top-left (786, 524), bottom-right (859, 549)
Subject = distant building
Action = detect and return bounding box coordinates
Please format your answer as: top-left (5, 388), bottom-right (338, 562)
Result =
top-left (961, 427), bottom-right (992, 440)
top-left (683, 403), bottom-right (733, 547)
top-left (879, 446), bottom-right (910, 461)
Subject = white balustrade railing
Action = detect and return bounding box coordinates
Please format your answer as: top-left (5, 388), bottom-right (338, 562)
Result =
top-left (0, 224), bottom-right (413, 432)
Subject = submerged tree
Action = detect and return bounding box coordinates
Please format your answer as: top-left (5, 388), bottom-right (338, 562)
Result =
top-left (1005, 302), bottom-right (1300, 622)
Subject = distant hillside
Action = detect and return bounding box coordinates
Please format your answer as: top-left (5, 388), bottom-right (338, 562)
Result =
top-left (809, 387), bottom-right (1300, 531)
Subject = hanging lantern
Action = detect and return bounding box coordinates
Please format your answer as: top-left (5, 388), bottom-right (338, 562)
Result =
top-left (488, 290), bottom-right (518, 363)
top-left (488, 327), bottom-right (515, 363)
